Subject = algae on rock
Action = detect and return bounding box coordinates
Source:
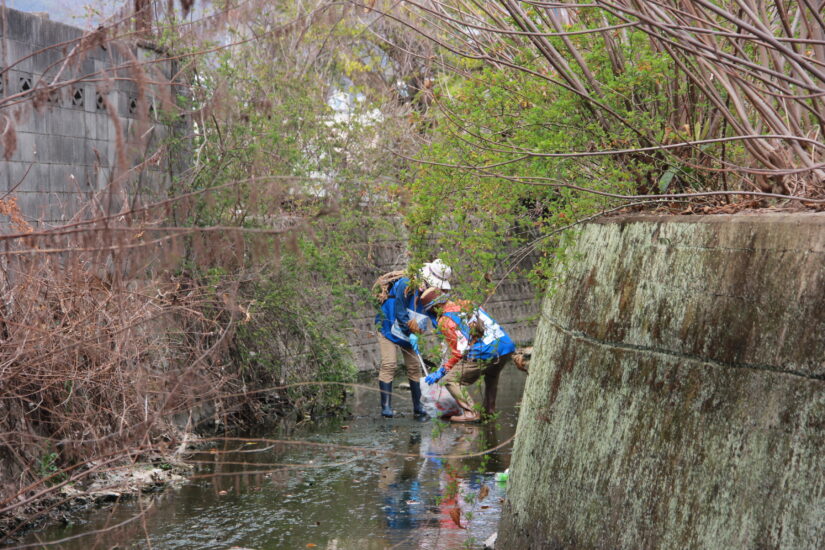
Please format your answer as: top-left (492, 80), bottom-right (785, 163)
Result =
top-left (499, 214), bottom-right (825, 549)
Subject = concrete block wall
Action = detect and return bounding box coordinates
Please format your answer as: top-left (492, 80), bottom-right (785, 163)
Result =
top-left (1, 7), bottom-right (176, 227)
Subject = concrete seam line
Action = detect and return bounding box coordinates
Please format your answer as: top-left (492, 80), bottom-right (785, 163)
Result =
top-left (539, 312), bottom-right (825, 382)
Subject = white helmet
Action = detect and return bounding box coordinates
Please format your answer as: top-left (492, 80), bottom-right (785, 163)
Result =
top-left (420, 259), bottom-right (452, 290)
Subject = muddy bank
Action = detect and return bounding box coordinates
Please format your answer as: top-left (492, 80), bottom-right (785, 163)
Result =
top-left (0, 458), bottom-right (192, 542)
top-left (0, 403), bottom-right (285, 542)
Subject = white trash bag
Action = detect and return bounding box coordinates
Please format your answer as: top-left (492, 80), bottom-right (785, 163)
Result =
top-left (417, 354), bottom-right (461, 417)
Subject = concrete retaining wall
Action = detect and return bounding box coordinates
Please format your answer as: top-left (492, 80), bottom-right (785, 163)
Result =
top-left (499, 214), bottom-right (825, 549)
top-left (1, 7), bottom-right (175, 226)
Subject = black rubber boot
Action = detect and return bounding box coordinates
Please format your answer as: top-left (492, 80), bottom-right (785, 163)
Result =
top-left (409, 380), bottom-right (428, 420)
top-left (379, 381), bottom-right (394, 417)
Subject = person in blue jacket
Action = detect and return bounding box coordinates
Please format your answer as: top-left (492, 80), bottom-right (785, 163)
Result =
top-left (375, 259), bottom-right (452, 418)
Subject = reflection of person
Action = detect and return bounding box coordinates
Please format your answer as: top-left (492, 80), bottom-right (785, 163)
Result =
top-left (423, 298), bottom-right (515, 422)
top-left (374, 260), bottom-right (453, 418)
top-left (431, 426), bottom-right (485, 534)
top-left (380, 432), bottom-right (426, 531)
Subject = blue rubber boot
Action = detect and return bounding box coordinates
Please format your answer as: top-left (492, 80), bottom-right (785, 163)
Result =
top-left (409, 380), bottom-right (428, 420)
top-left (379, 381), bottom-right (394, 418)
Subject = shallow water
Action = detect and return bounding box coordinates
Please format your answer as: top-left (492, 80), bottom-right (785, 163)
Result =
top-left (15, 370), bottom-right (526, 550)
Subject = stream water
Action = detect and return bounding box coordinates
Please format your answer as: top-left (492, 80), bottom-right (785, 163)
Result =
top-left (15, 370), bottom-right (526, 550)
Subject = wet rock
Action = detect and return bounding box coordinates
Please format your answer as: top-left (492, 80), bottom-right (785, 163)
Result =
top-left (94, 492), bottom-right (121, 505)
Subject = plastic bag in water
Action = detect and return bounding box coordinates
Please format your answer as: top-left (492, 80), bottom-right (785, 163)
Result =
top-left (415, 352), bottom-right (461, 417)
top-left (420, 377), bottom-right (461, 417)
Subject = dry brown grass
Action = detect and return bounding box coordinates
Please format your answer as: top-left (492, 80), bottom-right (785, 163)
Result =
top-left (0, 195), bottom-right (248, 515)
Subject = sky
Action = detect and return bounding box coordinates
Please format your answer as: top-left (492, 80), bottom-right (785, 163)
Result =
top-left (6, 0), bottom-right (119, 27)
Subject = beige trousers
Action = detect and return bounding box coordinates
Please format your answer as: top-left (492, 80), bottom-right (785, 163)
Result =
top-left (443, 353), bottom-right (512, 414)
top-left (377, 333), bottom-right (421, 383)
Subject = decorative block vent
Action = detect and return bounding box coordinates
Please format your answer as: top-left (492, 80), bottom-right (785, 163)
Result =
top-left (128, 96), bottom-right (138, 115)
top-left (19, 76), bottom-right (32, 92)
top-left (72, 87), bottom-right (84, 108)
top-left (46, 88), bottom-right (60, 106)
top-left (95, 91), bottom-right (106, 111)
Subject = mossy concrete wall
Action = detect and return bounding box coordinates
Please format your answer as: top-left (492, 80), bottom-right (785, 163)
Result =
top-left (498, 214), bottom-right (825, 549)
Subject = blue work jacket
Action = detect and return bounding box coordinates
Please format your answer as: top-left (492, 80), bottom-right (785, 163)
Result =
top-left (375, 277), bottom-right (436, 348)
top-left (442, 308), bottom-right (516, 360)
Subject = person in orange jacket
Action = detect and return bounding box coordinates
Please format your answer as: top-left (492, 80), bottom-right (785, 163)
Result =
top-left (422, 295), bottom-right (516, 422)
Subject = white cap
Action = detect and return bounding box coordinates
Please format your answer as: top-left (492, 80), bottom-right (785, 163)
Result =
top-left (420, 259), bottom-right (452, 290)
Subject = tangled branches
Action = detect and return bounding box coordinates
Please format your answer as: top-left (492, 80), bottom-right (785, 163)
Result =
top-left (0, 201), bottom-right (243, 520)
top-left (382, 0), bottom-right (825, 201)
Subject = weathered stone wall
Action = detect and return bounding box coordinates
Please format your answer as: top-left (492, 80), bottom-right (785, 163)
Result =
top-left (1, 7), bottom-right (175, 226)
top-left (499, 214), bottom-right (825, 549)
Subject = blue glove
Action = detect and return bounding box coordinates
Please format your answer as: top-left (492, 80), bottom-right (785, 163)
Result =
top-left (424, 366), bottom-right (447, 384)
top-left (409, 333), bottom-right (420, 354)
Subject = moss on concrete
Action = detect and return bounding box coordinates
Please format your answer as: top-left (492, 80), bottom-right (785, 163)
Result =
top-left (499, 214), bottom-right (825, 549)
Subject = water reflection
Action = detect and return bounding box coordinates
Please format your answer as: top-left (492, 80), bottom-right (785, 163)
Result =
top-left (14, 371), bottom-right (525, 550)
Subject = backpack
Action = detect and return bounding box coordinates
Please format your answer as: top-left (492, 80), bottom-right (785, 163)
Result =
top-left (372, 270), bottom-right (406, 303)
